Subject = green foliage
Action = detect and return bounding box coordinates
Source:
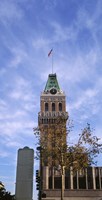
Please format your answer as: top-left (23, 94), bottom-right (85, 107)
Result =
top-left (34, 118), bottom-right (102, 171)
top-left (0, 182), bottom-right (15, 200)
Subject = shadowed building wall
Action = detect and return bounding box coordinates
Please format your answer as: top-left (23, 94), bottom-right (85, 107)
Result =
top-left (15, 146), bottom-right (34, 200)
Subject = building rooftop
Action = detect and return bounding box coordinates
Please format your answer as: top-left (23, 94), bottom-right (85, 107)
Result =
top-left (44, 73), bottom-right (60, 92)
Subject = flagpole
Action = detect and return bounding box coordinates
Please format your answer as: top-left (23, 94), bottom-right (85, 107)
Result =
top-left (52, 50), bottom-right (53, 74)
top-left (48, 49), bottom-right (53, 74)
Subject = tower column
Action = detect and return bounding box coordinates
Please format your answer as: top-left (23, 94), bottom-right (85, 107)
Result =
top-left (52, 167), bottom-right (55, 189)
top-left (92, 167), bottom-right (96, 189)
top-left (85, 168), bottom-right (88, 189)
top-left (76, 170), bottom-right (79, 189)
top-left (99, 168), bottom-right (102, 189)
top-left (43, 166), bottom-right (49, 189)
top-left (70, 167), bottom-right (73, 189)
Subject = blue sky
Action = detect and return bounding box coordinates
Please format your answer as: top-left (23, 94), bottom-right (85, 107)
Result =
top-left (0, 0), bottom-right (102, 198)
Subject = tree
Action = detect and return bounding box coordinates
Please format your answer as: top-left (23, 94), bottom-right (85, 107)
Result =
top-left (0, 182), bottom-right (15, 200)
top-left (34, 117), bottom-right (102, 200)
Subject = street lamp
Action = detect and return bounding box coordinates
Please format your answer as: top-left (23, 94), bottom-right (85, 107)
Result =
top-left (37, 146), bottom-right (43, 200)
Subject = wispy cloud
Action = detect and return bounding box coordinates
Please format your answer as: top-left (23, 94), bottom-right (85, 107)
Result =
top-left (43, 0), bottom-right (57, 10)
top-left (69, 87), bottom-right (98, 111)
top-left (0, 0), bottom-right (102, 195)
top-left (0, 0), bottom-right (23, 25)
top-left (0, 151), bottom-right (10, 158)
top-left (51, 21), bottom-right (77, 43)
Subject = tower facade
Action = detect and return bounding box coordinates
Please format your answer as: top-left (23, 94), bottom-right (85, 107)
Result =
top-left (38, 73), bottom-right (68, 132)
top-left (39, 74), bottom-right (68, 115)
top-left (38, 73), bottom-right (102, 200)
top-left (38, 73), bottom-right (68, 191)
top-left (38, 73), bottom-right (68, 167)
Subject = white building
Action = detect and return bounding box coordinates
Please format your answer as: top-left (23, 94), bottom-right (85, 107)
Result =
top-left (15, 146), bottom-right (34, 200)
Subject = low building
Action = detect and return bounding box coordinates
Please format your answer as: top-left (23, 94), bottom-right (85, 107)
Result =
top-left (42, 166), bottom-right (102, 200)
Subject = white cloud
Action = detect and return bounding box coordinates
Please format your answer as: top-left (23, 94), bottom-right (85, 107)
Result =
top-left (0, 68), bottom-right (7, 76)
top-left (8, 75), bottom-right (36, 102)
top-left (69, 87), bottom-right (98, 110)
top-left (0, 0), bottom-right (23, 25)
top-left (33, 38), bottom-right (50, 49)
top-left (8, 47), bottom-right (28, 68)
top-left (0, 99), bottom-right (7, 107)
top-left (0, 120), bottom-right (34, 137)
top-left (0, 0), bottom-right (102, 195)
top-left (85, 88), bottom-right (98, 98)
top-left (0, 105), bottom-right (28, 120)
top-left (51, 21), bottom-right (77, 43)
top-left (0, 151), bottom-right (10, 158)
top-left (43, 0), bottom-right (57, 10)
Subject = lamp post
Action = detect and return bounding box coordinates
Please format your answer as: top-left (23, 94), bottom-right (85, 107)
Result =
top-left (37, 146), bottom-right (43, 200)
top-left (56, 152), bottom-right (65, 200)
top-left (61, 153), bottom-right (64, 200)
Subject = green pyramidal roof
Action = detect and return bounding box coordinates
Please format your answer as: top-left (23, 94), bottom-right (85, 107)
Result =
top-left (44, 73), bottom-right (60, 92)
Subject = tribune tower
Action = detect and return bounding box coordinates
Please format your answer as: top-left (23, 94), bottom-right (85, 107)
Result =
top-left (38, 73), bottom-right (68, 190)
top-left (38, 73), bottom-right (68, 127)
top-left (38, 73), bottom-right (68, 156)
top-left (37, 73), bottom-right (102, 200)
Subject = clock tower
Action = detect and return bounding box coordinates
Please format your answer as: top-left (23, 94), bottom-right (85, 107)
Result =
top-left (38, 73), bottom-right (68, 191)
top-left (38, 73), bottom-right (68, 126)
top-left (37, 73), bottom-right (102, 200)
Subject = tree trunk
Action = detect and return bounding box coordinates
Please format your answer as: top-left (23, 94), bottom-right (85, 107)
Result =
top-left (52, 167), bottom-right (54, 189)
top-left (61, 166), bottom-right (64, 200)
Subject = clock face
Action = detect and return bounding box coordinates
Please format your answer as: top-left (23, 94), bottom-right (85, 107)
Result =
top-left (50, 88), bottom-right (57, 95)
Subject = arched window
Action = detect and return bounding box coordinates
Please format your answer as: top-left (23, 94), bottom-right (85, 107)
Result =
top-left (45, 103), bottom-right (48, 111)
top-left (52, 103), bottom-right (55, 111)
top-left (59, 103), bottom-right (62, 111)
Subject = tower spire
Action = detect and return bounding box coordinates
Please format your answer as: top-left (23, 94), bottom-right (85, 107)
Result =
top-left (44, 73), bottom-right (60, 93)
